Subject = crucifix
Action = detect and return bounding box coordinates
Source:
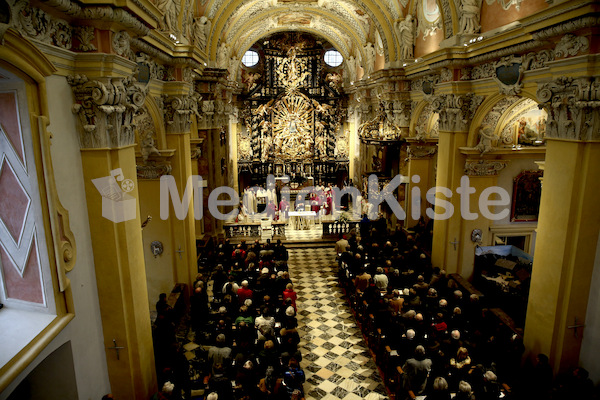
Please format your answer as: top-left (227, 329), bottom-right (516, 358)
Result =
top-left (108, 339), bottom-right (125, 360)
top-left (176, 246), bottom-right (184, 260)
top-left (567, 317), bottom-right (585, 339)
top-left (450, 238), bottom-right (459, 251)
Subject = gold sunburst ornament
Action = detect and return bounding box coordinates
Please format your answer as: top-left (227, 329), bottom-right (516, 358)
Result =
top-left (271, 92), bottom-right (314, 160)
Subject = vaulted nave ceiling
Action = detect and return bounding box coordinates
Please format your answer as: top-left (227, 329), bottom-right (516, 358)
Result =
top-left (201, 0), bottom-right (420, 64)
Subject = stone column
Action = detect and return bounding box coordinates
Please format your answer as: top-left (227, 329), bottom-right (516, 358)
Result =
top-left (524, 77), bottom-right (600, 373)
top-left (430, 93), bottom-right (484, 273)
top-left (69, 75), bottom-right (157, 399)
top-left (162, 88), bottom-right (200, 291)
top-left (406, 142), bottom-right (437, 227)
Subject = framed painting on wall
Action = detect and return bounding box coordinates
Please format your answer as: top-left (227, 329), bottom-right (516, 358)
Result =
top-left (515, 108), bottom-right (547, 146)
top-left (511, 170), bottom-right (543, 222)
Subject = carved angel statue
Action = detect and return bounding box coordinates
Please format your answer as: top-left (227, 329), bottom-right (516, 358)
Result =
top-left (345, 55), bottom-right (358, 82)
top-left (363, 42), bottom-right (376, 76)
top-left (217, 43), bottom-right (229, 69)
top-left (141, 135), bottom-right (161, 162)
top-left (157, 0), bottom-right (180, 34)
top-left (192, 16), bottom-right (211, 49)
top-left (244, 72), bottom-right (261, 91)
top-left (458, 0), bottom-right (481, 35)
top-left (475, 125), bottom-right (497, 154)
top-left (396, 15), bottom-right (415, 60)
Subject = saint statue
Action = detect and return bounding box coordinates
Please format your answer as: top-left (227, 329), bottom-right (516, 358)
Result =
top-left (459, 0), bottom-right (481, 35)
top-left (396, 15), bottom-right (415, 60)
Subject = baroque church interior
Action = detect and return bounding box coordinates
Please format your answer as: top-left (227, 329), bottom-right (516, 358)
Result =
top-left (0, 0), bottom-right (599, 399)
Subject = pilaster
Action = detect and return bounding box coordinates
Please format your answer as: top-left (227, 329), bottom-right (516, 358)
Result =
top-left (430, 93), bottom-right (484, 273)
top-left (162, 87), bottom-right (200, 292)
top-left (69, 74), bottom-right (156, 400)
top-left (406, 142), bottom-right (437, 227)
top-left (523, 77), bottom-right (600, 373)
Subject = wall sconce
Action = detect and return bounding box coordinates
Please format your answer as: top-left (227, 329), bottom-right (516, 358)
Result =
top-left (150, 241), bottom-right (163, 258)
top-left (471, 229), bottom-right (482, 244)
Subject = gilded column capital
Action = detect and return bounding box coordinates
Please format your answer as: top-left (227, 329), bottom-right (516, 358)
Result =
top-left (431, 93), bottom-right (484, 132)
top-left (464, 159), bottom-right (508, 176)
top-left (68, 74), bottom-right (146, 148)
top-left (163, 92), bottom-right (201, 134)
top-left (537, 77), bottom-right (600, 141)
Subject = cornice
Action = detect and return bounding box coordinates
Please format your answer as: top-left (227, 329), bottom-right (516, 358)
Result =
top-left (37, 0), bottom-right (152, 36)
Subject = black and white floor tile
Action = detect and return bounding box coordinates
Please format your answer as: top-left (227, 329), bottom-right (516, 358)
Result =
top-left (288, 248), bottom-right (388, 400)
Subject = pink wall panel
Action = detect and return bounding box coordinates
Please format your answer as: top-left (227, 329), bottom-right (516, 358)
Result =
top-left (0, 162), bottom-right (30, 243)
top-left (0, 240), bottom-right (44, 304)
top-left (0, 92), bottom-right (25, 164)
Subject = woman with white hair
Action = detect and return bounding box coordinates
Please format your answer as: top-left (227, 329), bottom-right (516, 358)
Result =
top-left (455, 380), bottom-right (474, 400)
top-left (425, 376), bottom-right (451, 400)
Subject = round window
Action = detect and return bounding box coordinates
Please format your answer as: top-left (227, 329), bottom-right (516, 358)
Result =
top-left (242, 50), bottom-right (259, 67)
top-left (324, 50), bottom-right (343, 67)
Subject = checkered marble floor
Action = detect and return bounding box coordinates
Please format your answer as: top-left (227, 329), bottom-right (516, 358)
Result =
top-left (288, 248), bottom-right (388, 400)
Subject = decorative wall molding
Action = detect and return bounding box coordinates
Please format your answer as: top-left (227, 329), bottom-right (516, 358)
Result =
top-left (408, 145), bottom-right (437, 159)
top-left (131, 39), bottom-right (171, 64)
top-left (392, 100), bottom-right (412, 127)
top-left (38, 116), bottom-right (77, 291)
top-left (537, 77), bottom-right (600, 141)
top-left (163, 93), bottom-right (202, 134)
top-left (73, 26), bottom-right (96, 51)
top-left (493, 56), bottom-right (523, 95)
top-left (464, 159), bottom-right (508, 176)
top-left (554, 33), bottom-right (589, 58)
top-left (36, 0), bottom-right (149, 35)
top-left (112, 31), bottom-right (134, 60)
top-left (485, 0), bottom-right (523, 11)
top-left (440, 67), bottom-right (452, 82)
top-left (68, 74), bottom-right (147, 148)
top-left (531, 16), bottom-right (600, 41)
top-left (8, 0), bottom-right (73, 49)
top-left (471, 50), bottom-right (555, 83)
top-left (136, 163), bottom-right (173, 179)
top-left (440, 0), bottom-right (454, 38)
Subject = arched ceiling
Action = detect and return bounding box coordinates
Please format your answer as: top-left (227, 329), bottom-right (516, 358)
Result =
top-left (201, 0), bottom-right (406, 64)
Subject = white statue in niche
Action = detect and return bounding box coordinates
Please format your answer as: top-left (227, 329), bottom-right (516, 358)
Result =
top-left (217, 43), bottom-right (229, 69)
top-left (141, 135), bottom-right (161, 162)
top-left (396, 15), bottom-right (415, 60)
top-left (345, 55), bottom-right (357, 82)
top-left (363, 42), bottom-right (376, 76)
top-left (192, 16), bottom-right (211, 49)
top-left (157, 0), bottom-right (180, 34)
top-left (475, 125), bottom-right (497, 154)
top-left (228, 55), bottom-right (239, 80)
top-left (459, 0), bottom-right (481, 34)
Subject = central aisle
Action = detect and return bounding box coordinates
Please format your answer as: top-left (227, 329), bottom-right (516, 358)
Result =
top-left (287, 248), bottom-right (388, 400)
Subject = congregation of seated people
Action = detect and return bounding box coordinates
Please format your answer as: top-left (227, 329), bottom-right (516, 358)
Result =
top-left (336, 216), bottom-right (596, 400)
top-left (152, 238), bottom-right (306, 400)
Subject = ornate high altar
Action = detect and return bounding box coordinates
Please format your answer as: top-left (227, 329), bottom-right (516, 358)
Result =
top-left (238, 33), bottom-right (349, 188)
